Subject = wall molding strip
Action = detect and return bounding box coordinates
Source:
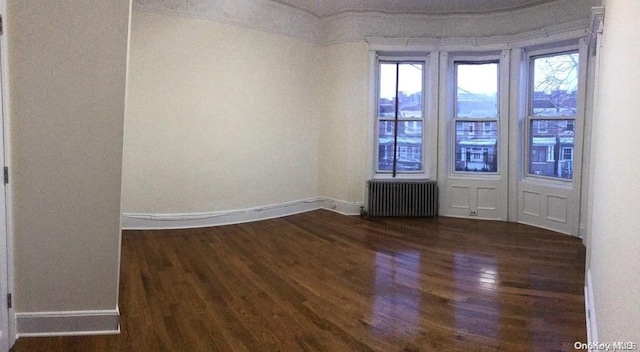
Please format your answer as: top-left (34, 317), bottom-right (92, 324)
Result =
top-left (15, 309), bottom-right (120, 337)
top-left (585, 269), bottom-right (598, 344)
top-left (122, 197), bottom-right (364, 230)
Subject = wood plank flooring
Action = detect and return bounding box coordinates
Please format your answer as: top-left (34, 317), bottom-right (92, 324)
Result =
top-left (11, 210), bottom-right (586, 351)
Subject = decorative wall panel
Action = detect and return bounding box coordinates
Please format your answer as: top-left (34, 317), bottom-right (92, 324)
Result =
top-left (477, 187), bottom-right (497, 210)
top-left (546, 194), bottom-right (568, 223)
top-left (523, 191), bottom-right (541, 217)
top-left (450, 186), bottom-right (471, 210)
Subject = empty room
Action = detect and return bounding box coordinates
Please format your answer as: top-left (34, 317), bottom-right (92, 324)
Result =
top-left (1, 0), bottom-right (639, 351)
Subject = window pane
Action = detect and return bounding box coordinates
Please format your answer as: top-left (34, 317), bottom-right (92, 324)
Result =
top-left (532, 52), bottom-right (579, 116)
top-left (379, 64), bottom-right (397, 117)
top-left (396, 121), bottom-right (423, 171)
top-left (456, 63), bottom-right (498, 118)
top-left (378, 120), bottom-right (422, 171)
top-left (398, 64), bottom-right (423, 118)
top-left (529, 119), bottom-right (574, 179)
top-left (455, 121), bottom-right (498, 172)
top-left (378, 63), bottom-right (423, 118)
top-left (378, 120), bottom-right (395, 171)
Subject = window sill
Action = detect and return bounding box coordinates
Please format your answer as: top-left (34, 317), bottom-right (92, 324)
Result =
top-left (522, 175), bottom-right (574, 188)
top-left (372, 173), bottom-right (431, 181)
top-left (447, 172), bottom-right (502, 181)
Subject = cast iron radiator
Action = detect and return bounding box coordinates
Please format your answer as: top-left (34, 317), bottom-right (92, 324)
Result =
top-left (367, 179), bottom-right (438, 217)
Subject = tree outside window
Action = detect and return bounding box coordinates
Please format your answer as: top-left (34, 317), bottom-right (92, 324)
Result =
top-left (528, 52), bottom-right (578, 179)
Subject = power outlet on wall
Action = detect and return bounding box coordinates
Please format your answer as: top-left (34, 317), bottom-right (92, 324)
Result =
top-left (469, 210), bottom-right (478, 216)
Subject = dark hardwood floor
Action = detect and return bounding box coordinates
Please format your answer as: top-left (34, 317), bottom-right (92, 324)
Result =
top-left (11, 210), bottom-right (586, 351)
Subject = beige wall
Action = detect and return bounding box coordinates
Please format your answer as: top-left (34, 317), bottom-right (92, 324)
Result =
top-left (318, 42), bottom-right (369, 203)
top-left (7, 0), bottom-right (628, 341)
top-left (123, 13), bottom-right (373, 215)
top-left (8, 1), bottom-right (130, 312)
top-left (122, 11), bottom-right (321, 214)
top-left (123, 2), bottom-right (598, 217)
top-left (588, 1), bottom-right (640, 342)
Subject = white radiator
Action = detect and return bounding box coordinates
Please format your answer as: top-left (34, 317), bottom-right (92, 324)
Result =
top-left (367, 179), bottom-right (438, 217)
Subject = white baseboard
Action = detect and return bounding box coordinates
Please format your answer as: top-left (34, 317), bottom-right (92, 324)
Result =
top-left (585, 269), bottom-right (598, 344)
top-left (319, 197), bottom-right (364, 216)
top-left (16, 309), bottom-right (120, 337)
top-left (122, 197), bottom-right (364, 230)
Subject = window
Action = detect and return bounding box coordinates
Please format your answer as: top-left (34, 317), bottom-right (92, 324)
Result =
top-left (528, 51), bottom-right (578, 179)
top-left (536, 120), bottom-right (548, 134)
top-left (377, 61), bottom-right (425, 175)
top-left (454, 61), bottom-right (499, 173)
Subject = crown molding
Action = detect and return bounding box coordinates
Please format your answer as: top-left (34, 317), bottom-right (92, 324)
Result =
top-left (132, 0), bottom-right (597, 46)
top-left (320, 0), bottom-right (596, 45)
top-left (132, 0), bottom-right (322, 42)
top-left (365, 18), bottom-right (589, 51)
top-left (588, 6), bottom-right (605, 56)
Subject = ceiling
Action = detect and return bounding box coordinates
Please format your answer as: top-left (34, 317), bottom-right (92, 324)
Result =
top-left (273, 0), bottom-right (560, 17)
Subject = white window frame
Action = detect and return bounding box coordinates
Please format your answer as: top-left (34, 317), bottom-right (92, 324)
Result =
top-left (373, 55), bottom-right (430, 179)
top-left (525, 45), bottom-right (580, 182)
top-left (450, 55), bottom-right (502, 176)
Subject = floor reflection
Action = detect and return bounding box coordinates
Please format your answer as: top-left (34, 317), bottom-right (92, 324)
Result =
top-left (370, 250), bottom-right (421, 335)
top-left (454, 253), bottom-right (500, 338)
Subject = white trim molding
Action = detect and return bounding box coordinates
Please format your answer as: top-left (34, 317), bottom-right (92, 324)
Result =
top-left (321, 5), bottom-right (593, 45)
top-left (585, 269), bottom-right (598, 344)
top-left (122, 197), bottom-right (364, 230)
top-left (132, 0), bottom-right (598, 46)
top-left (588, 6), bottom-right (605, 57)
top-left (132, 0), bottom-right (322, 42)
top-left (0, 0), bottom-right (16, 347)
top-left (15, 309), bottom-right (120, 337)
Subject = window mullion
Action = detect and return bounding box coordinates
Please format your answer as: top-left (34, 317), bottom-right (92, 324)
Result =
top-left (392, 63), bottom-right (400, 177)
